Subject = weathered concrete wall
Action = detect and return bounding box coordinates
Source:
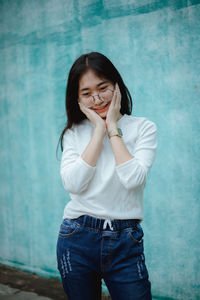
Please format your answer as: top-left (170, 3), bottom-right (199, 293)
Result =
top-left (0, 1), bottom-right (200, 298)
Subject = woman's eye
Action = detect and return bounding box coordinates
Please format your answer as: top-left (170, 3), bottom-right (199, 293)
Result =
top-left (100, 86), bottom-right (107, 91)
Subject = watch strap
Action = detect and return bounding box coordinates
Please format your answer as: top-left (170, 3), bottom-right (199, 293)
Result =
top-left (108, 128), bottom-right (123, 139)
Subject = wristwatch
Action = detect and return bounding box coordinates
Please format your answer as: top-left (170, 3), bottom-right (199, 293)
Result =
top-left (108, 128), bottom-right (123, 139)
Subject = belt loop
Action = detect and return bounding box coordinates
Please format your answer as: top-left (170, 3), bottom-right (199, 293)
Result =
top-left (103, 219), bottom-right (114, 230)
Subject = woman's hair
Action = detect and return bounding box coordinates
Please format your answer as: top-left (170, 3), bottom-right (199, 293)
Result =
top-left (56, 51), bottom-right (133, 158)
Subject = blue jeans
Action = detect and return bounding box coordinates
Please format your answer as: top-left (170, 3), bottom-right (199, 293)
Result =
top-left (56, 215), bottom-right (152, 300)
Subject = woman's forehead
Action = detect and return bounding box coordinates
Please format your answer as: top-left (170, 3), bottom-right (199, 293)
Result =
top-left (79, 70), bottom-right (111, 92)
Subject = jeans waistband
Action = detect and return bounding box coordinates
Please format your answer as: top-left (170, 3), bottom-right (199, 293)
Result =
top-left (72, 214), bottom-right (141, 231)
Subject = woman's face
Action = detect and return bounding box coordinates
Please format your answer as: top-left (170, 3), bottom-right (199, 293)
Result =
top-left (78, 69), bottom-right (114, 119)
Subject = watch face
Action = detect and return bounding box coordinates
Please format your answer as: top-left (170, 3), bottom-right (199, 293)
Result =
top-left (118, 128), bottom-right (123, 136)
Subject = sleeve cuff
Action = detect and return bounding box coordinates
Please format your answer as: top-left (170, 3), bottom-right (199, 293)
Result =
top-left (115, 157), bottom-right (147, 189)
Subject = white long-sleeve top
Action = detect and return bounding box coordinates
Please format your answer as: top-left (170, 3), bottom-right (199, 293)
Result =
top-left (60, 114), bottom-right (157, 225)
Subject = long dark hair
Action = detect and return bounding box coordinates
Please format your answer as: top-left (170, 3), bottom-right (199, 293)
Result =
top-left (56, 52), bottom-right (133, 158)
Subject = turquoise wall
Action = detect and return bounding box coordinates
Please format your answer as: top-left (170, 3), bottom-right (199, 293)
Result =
top-left (0, 1), bottom-right (200, 299)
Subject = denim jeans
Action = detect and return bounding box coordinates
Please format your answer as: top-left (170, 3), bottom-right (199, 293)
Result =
top-left (56, 214), bottom-right (152, 300)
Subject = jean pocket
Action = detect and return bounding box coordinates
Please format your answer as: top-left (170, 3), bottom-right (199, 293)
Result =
top-left (126, 223), bottom-right (144, 245)
top-left (59, 219), bottom-right (81, 238)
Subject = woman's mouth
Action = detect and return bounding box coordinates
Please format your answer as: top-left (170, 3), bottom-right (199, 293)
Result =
top-left (93, 102), bottom-right (110, 113)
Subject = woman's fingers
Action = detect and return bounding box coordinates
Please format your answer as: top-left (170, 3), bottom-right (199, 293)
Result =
top-left (79, 102), bottom-right (95, 121)
top-left (79, 102), bottom-right (106, 129)
top-left (115, 83), bottom-right (121, 108)
top-left (110, 83), bottom-right (121, 113)
top-left (79, 102), bottom-right (89, 116)
top-left (109, 83), bottom-right (118, 109)
top-left (113, 83), bottom-right (118, 105)
top-left (109, 91), bottom-right (115, 108)
top-left (106, 83), bottom-right (122, 126)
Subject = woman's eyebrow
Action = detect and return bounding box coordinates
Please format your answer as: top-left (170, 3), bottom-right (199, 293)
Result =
top-left (80, 81), bottom-right (109, 92)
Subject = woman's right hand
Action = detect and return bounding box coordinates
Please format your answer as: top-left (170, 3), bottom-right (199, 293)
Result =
top-left (78, 102), bottom-right (106, 167)
top-left (79, 102), bottom-right (106, 133)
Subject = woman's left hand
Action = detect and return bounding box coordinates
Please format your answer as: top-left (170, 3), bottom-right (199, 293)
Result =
top-left (106, 83), bottom-right (121, 129)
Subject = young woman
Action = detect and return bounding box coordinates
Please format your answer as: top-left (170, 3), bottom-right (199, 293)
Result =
top-left (56, 52), bottom-right (157, 300)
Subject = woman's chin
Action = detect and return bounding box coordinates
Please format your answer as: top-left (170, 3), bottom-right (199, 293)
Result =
top-left (95, 103), bottom-right (110, 119)
top-left (97, 111), bottom-right (107, 119)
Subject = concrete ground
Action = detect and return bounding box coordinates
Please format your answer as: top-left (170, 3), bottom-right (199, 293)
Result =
top-left (0, 265), bottom-right (111, 300)
top-left (0, 283), bottom-right (53, 300)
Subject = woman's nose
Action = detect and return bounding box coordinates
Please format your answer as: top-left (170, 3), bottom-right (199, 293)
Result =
top-left (92, 94), bottom-right (103, 104)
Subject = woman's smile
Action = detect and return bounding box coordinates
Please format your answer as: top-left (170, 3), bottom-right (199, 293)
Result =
top-left (93, 102), bottom-right (110, 113)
